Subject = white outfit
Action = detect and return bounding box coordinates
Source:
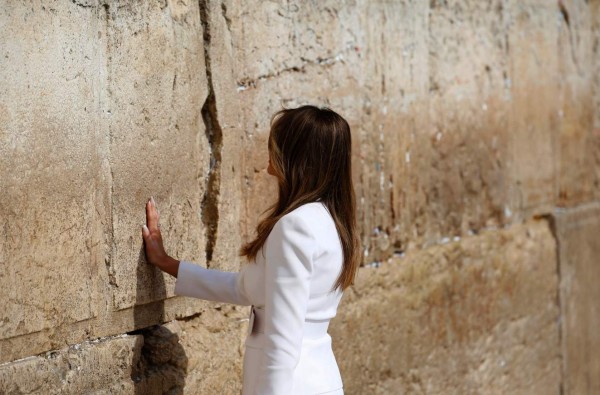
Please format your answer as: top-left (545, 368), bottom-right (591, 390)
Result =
top-left (174, 201), bottom-right (345, 395)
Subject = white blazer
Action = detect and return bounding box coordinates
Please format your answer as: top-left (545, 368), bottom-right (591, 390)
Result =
top-left (174, 201), bottom-right (345, 395)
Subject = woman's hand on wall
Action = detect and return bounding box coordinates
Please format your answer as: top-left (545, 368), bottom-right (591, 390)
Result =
top-left (141, 196), bottom-right (180, 278)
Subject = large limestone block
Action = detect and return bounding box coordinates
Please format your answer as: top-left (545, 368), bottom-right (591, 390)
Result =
top-left (507, 0), bottom-right (560, 217)
top-left (0, 0), bottom-right (243, 364)
top-left (556, 0), bottom-right (599, 206)
top-left (0, 334), bottom-right (141, 395)
top-left (168, 304), bottom-right (247, 394)
top-left (105, 0), bottom-right (210, 311)
top-left (353, 1), bottom-right (431, 262)
top-left (0, 0), bottom-right (102, 340)
top-left (0, 305), bottom-right (248, 395)
top-left (331, 219), bottom-right (560, 394)
top-left (230, 1), bottom-right (360, 88)
top-left (415, 0), bottom-right (512, 248)
top-left (553, 202), bottom-right (600, 395)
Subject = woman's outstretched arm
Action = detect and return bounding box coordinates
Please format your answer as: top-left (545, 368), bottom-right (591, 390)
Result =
top-left (174, 260), bottom-right (251, 306)
top-left (141, 196), bottom-right (251, 306)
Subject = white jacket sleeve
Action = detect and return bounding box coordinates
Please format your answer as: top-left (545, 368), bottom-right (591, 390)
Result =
top-left (174, 260), bottom-right (251, 306)
top-left (254, 213), bottom-right (316, 395)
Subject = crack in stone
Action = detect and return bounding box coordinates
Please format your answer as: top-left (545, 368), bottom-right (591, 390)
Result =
top-left (221, 2), bottom-right (232, 34)
top-left (558, 0), bottom-right (570, 28)
top-left (175, 311), bottom-right (203, 322)
top-left (558, 0), bottom-right (584, 77)
top-left (235, 44), bottom-right (356, 91)
top-left (536, 212), bottom-right (565, 395)
top-left (199, 0), bottom-right (223, 266)
top-left (70, 0), bottom-right (96, 8)
top-left (102, 2), bottom-right (118, 290)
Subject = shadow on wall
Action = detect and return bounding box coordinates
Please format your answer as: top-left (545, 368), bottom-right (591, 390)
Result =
top-left (129, 246), bottom-right (188, 394)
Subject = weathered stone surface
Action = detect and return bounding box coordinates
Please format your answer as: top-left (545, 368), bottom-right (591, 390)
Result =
top-left (553, 202), bottom-right (600, 395)
top-left (229, 0), bottom-right (593, 261)
top-left (171, 305), bottom-right (247, 395)
top-left (556, 0), bottom-right (600, 206)
top-left (419, 0), bottom-right (512, 246)
top-left (0, 334), bottom-right (140, 395)
top-left (0, 305), bottom-right (247, 395)
top-left (331, 219), bottom-right (560, 394)
top-left (105, 0), bottom-right (209, 311)
top-left (506, 0), bottom-right (560, 219)
top-left (0, 0), bottom-right (243, 364)
top-left (0, 0), bottom-right (102, 340)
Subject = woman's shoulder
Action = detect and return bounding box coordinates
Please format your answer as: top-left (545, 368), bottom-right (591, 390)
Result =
top-left (284, 201), bottom-right (327, 219)
top-left (276, 202), bottom-right (327, 230)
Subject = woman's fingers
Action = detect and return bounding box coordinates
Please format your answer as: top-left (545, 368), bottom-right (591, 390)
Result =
top-left (142, 224), bottom-right (150, 238)
top-left (142, 196), bottom-right (170, 269)
top-left (146, 197), bottom-right (159, 231)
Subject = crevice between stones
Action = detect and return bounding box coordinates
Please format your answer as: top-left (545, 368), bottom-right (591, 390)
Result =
top-left (175, 311), bottom-right (203, 323)
top-left (199, 0), bottom-right (223, 267)
top-left (535, 212), bottom-right (565, 395)
top-left (558, 0), bottom-right (583, 77)
top-left (221, 2), bottom-right (232, 34)
top-left (102, 2), bottom-right (118, 291)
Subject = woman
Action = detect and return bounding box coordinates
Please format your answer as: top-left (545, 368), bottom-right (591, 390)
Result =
top-left (142, 104), bottom-right (360, 395)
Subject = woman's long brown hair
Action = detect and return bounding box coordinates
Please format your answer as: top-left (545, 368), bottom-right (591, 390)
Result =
top-left (239, 104), bottom-right (361, 293)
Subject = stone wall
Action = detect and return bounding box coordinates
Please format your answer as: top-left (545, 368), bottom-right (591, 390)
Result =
top-left (1, 0), bottom-right (598, 394)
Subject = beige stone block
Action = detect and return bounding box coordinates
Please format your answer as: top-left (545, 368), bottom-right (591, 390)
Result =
top-left (229, 1), bottom-right (361, 88)
top-left (556, 0), bottom-right (599, 206)
top-left (0, 1), bottom-right (102, 340)
top-left (354, 1), bottom-right (431, 261)
top-left (173, 305), bottom-right (248, 394)
top-left (554, 202), bottom-right (600, 395)
top-left (228, 1), bottom-right (421, 262)
top-left (0, 305), bottom-right (248, 395)
top-left (0, 286), bottom-right (209, 364)
top-left (0, 0), bottom-right (245, 364)
top-left (418, 0), bottom-right (512, 248)
top-left (0, 335), bottom-right (140, 395)
top-left (331, 219), bottom-right (560, 394)
top-left (105, 0), bottom-right (210, 311)
top-left (507, 0), bottom-right (560, 217)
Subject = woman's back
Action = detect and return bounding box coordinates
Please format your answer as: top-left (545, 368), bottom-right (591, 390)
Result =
top-left (238, 201), bottom-right (345, 320)
top-left (240, 201), bottom-right (346, 395)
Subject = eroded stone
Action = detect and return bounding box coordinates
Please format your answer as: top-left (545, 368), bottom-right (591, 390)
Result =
top-left (554, 202), bottom-right (600, 395)
top-left (331, 219), bottom-right (560, 394)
